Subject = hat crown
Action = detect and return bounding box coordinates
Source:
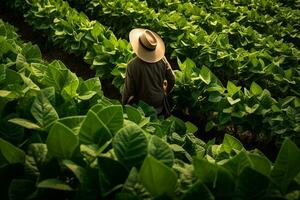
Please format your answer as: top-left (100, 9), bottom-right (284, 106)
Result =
top-left (139, 30), bottom-right (157, 50)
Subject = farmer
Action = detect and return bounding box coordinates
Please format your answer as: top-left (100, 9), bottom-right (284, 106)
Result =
top-left (122, 28), bottom-right (175, 116)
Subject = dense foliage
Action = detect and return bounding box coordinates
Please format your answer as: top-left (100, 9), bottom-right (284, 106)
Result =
top-left (5, 0), bottom-right (300, 146)
top-left (1, 0), bottom-right (300, 199)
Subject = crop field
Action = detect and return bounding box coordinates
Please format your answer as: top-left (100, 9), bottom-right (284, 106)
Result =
top-left (0, 0), bottom-right (300, 199)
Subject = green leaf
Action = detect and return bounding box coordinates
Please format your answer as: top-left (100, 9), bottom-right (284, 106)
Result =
top-left (205, 121), bottom-right (215, 132)
top-left (193, 158), bottom-right (234, 197)
top-left (185, 121), bottom-right (198, 134)
top-left (31, 93), bottom-right (58, 130)
top-left (193, 158), bottom-right (219, 183)
top-left (41, 60), bottom-right (79, 99)
top-left (182, 181), bottom-right (214, 200)
top-left (221, 134), bottom-right (244, 154)
top-left (139, 156), bottom-right (177, 196)
top-left (227, 81), bottom-right (241, 96)
top-left (125, 105), bottom-right (143, 124)
top-left (222, 151), bottom-right (253, 177)
top-left (21, 43), bottom-right (42, 63)
top-left (113, 124), bottom-right (148, 169)
top-left (28, 143), bottom-right (47, 169)
top-left (271, 139), bottom-right (300, 193)
top-left (78, 77), bottom-right (102, 100)
top-left (37, 179), bottom-right (74, 191)
top-left (248, 153), bottom-right (272, 176)
top-left (148, 135), bottom-right (174, 167)
top-left (58, 116), bottom-right (85, 135)
top-left (250, 82), bottom-right (263, 96)
top-left (97, 156), bottom-right (128, 196)
top-left (0, 90), bottom-right (12, 98)
top-left (199, 66), bottom-right (211, 84)
top-left (0, 138), bottom-right (25, 167)
top-left (167, 115), bottom-right (186, 135)
top-left (97, 105), bottom-right (123, 134)
top-left (46, 122), bottom-right (78, 159)
top-left (208, 93), bottom-right (222, 103)
top-left (226, 97), bottom-right (241, 105)
top-left (79, 110), bottom-right (112, 146)
top-left (236, 167), bottom-right (270, 200)
top-left (8, 118), bottom-right (41, 130)
top-left (61, 73), bottom-right (79, 100)
top-left (122, 167), bottom-right (149, 199)
top-left (62, 160), bottom-right (88, 185)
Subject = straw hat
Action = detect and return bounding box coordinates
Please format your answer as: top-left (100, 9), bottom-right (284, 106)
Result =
top-left (129, 28), bottom-right (165, 63)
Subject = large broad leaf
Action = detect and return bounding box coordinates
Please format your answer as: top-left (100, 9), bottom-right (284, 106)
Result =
top-left (96, 105), bottom-right (124, 134)
top-left (21, 43), bottom-right (42, 63)
top-left (30, 92), bottom-right (58, 130)
top-left (148, 135), bottom-right (174, 167)
top-left (61, 72), bottom-right (79, 100)
top-left (0, 138), bottom-right (25, 167)
top-left (78, 77), bottom-right (102, 100)
top-left (79, 110), bottom-right (112, 146)
top-left (113, 124), bottom-right (148, 169)
top-left (46, 122), bottom-right (78, 159)
top-left (125, 105), bottom-right (143, 124)
top-left (270, 139), bottom-right (300, 194)
top-left (97, 156), bottom-right (128, 196)
top-left (41, 60), bottom-right (79, 99)
top-left (58, 116), bottom-right (85, 135)
top-left (193, 158), bottom-right (235, 198)
top-left (37, 179), bottom-right (74, 191)
top-left (221, 134), bottom-right (244, 154)
top-left (248, 153), bottom-right (272, 176)
top-left (236, 167), bottom-right (270, 200)
top-left (182, 181), bottom-right (214, 200)
top-left (41, 60), bottom-right (69, 91)
top-left (222, 151), bottom-right (253, 177)
top-left (139, 156), bottom-right (177, 196)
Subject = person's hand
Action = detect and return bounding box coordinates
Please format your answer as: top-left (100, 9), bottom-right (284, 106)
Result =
top-left (163, 80), bottom-right (168, 95)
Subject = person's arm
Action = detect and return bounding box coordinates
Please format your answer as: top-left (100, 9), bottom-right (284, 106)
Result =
top-left (162, 56), bottom-right (175, 93)
top-left (122, 64), bottom-right (135, 104)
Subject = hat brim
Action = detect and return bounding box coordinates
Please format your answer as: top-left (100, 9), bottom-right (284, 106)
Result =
top-left (129, 28), bottom-right (165, 63)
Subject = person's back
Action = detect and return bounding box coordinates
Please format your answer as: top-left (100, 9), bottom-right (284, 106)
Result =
top-left (122, 28), bottom-right (175, 115)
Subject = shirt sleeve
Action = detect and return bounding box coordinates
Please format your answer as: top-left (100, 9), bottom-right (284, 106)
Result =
top-left (122, 63), bottom-right (135, 105)
top-left (164, 60), bottom-right (176, 94)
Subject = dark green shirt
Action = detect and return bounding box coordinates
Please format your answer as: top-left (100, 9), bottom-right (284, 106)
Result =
top-left (122, 56), bottom-right (175, 112)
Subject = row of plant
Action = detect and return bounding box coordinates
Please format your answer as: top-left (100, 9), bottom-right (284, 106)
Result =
top-left (78, 0), bottom-right (300, 99)
top-left (143, 0), bottom-right (300, 48)
top-left (2, 19), bottom-right (299, 199)
top-left (185, 0), bottom-right (300, 26)
top-left (173, 58), bottom-right (300, 147)
top-left (7, 0), bottom-right (300, 101)
top-left (5, 0), bottom-right (133, 89)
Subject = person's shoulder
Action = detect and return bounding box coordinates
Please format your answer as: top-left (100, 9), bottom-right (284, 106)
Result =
top-left (128, 56), bottom-right (140, 65)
